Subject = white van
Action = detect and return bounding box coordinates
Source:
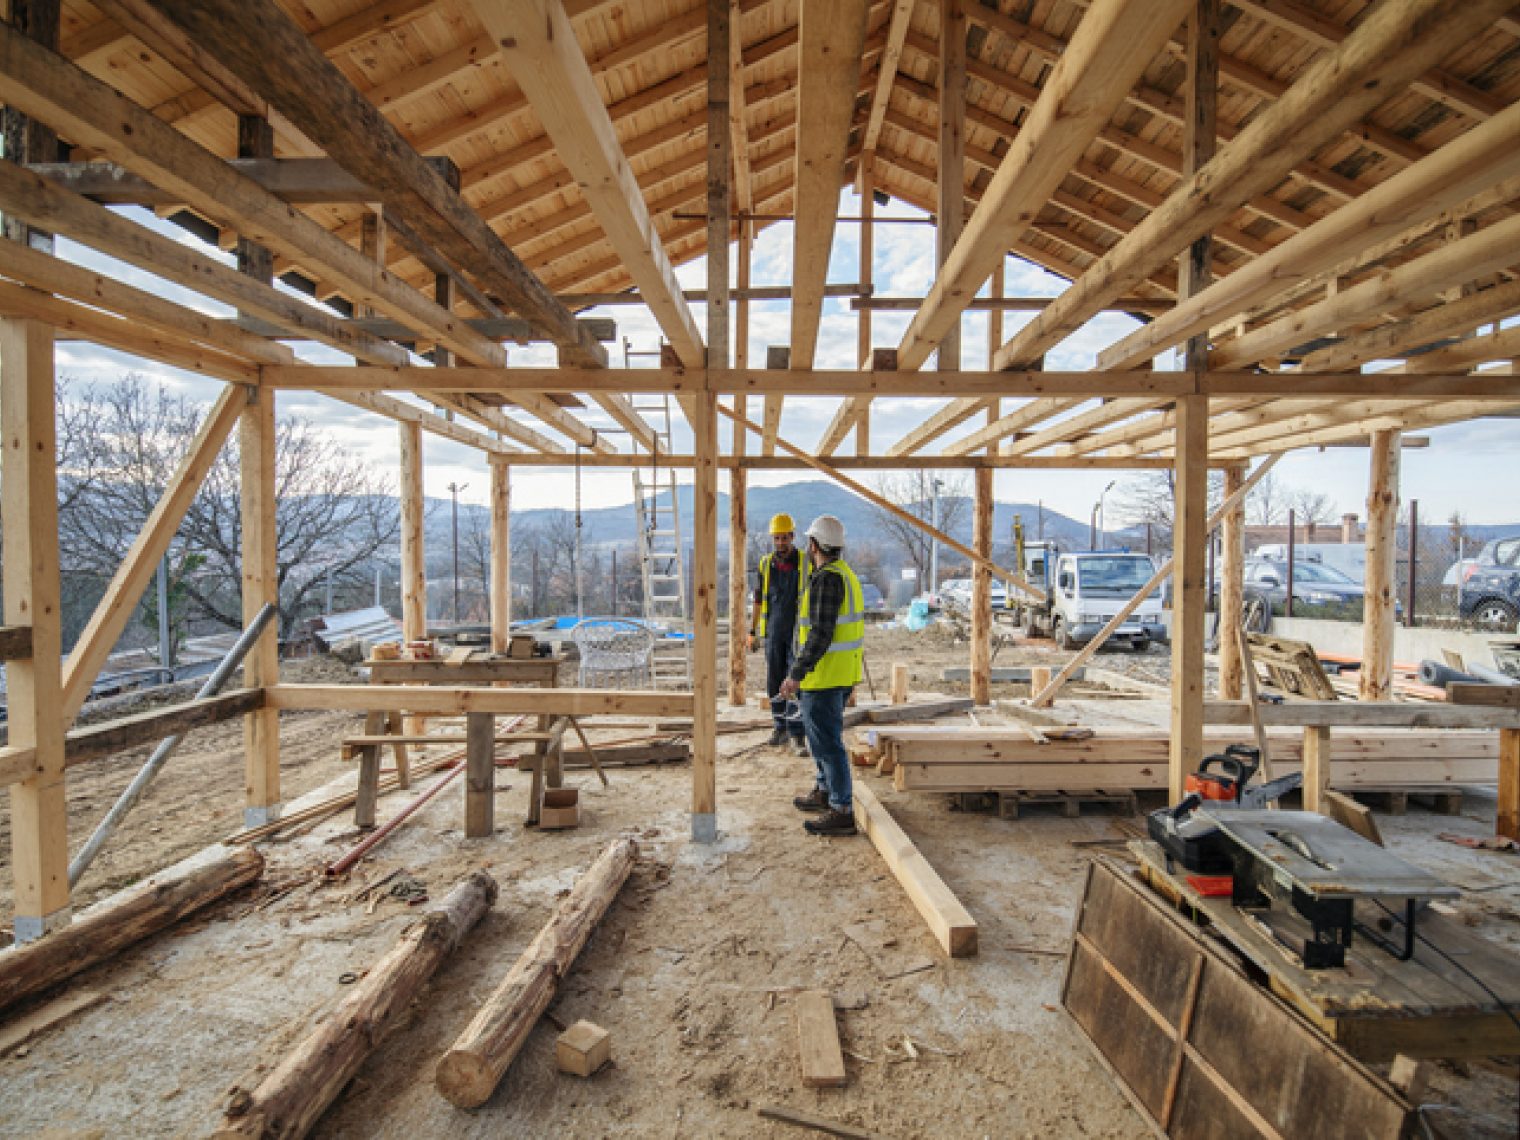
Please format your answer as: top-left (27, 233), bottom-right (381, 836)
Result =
top-left (1045, 552), bottom-right (1166, 650)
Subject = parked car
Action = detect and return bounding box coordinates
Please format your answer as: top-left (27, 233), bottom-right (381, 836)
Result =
top-left (1459, 536), bottom-right (1520, 630)
top-left (860, 582), bottom-right (887, 612)
top-left (1241, 558), bottom-right (1364, 628)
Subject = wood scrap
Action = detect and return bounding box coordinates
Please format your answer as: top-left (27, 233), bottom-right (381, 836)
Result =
top-left (841, 919), bottom-right (936, 980)
top-left (1324, 790), bottom-right (1384, 846)
top-left (1246, 632), bottom-right (1338, 701)
top-left (215, 872), bottom-right (496, 1139)
top-left (756, 1104), bottom-right (883, 1140)
top-left (0, 848), bottom-right (264, 1015)
top-left (435, 838), bottom-right (637, 1109)
top-left (0, 989), bottom-right (107, 1056)
top-left (794, 989), bottom-right (847, 1089)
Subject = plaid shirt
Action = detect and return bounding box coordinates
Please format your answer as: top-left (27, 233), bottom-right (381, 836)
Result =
top-left (789, 557), bottom-right (846, 682)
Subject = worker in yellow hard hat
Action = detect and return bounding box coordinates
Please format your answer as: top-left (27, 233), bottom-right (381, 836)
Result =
top-left (749, 512), bottom-right (809, 752)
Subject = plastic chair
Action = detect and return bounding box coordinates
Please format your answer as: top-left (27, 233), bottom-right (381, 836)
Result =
top-left (570, 618), bottom-right (656, 688)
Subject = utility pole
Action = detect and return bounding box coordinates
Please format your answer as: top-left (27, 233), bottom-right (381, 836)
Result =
top-left (929, 478), bottom-right (943, 594)
top-left (447, 481), bottom-right (467, 623)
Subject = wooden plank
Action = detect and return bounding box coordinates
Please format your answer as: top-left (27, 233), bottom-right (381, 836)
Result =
top-left (795, 989), bottom-right (847, 1088)
top-left (896, 0), bottom-right (1192, 372)
top-left (63, 690), bottom-right (263, 767)
top-left (0, 989), bottom-right (107, 1056)
top-left (1205, 700), bottom-right (1520, 729)
top-left (1302, 726), bottom-right (1332, 814)
top-left (144, 0), bottom-right (605, 367)
top-left (788, 0), bottom-right (869, 370)
top-left (852, 784), bottom-right (977, 957)
top-left (1447, 682), bottom-right (1520, 708)
top-left (1323, 789), bottom-right (1383, 846)
top-left (265, 684), bottom-right (693, 718)
top-left (1, 318), bottom-right (69, 936)
top-left (480, 0), bottom-right (703, 368)
top-left (0, 746), bottom-right (39, 788)
top-left (995, 0), bottom-right (1517, 371)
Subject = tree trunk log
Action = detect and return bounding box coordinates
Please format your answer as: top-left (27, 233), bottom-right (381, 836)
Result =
top-left (0, 847), bottom-right (264, 1014)
top-left (216, 870), bottom-right (498, 1139)
top-left (435, 837), bottom-right (636, 1108)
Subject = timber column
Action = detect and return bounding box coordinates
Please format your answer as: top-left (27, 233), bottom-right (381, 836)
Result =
top-left (489, 457), bottom-right (511, 653)
top-left (1360, 430), bottom-right (1401, 701)
top-left (1217, 464), bottom-right (1247, 699)
top-left (970, 467), bottom-right (993, 705)
top-left (240, 384), bottom-right (280, 825)
top-left (2, 318), bottom-right (70, 940)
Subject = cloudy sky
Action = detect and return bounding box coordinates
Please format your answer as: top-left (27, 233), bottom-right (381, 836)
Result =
top-left (48, 186), bottom-right (1520, 529)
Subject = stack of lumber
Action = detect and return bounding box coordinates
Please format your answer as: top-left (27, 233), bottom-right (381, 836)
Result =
top-left (879, 727), bottom-right (1498, 794)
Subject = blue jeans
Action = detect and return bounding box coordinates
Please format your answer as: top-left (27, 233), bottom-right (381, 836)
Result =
top-left (801, 686), bottom-right (852, 812)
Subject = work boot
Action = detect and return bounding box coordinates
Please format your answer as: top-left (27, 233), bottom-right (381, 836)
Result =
top-left (793, 738), bottom-right (810, 757)
top-left (792, 786), bottom-right (829, 813)
top-left (767, 727), bottom-right (788, 747)
top-left (804, 808), bottom-right (858, 837)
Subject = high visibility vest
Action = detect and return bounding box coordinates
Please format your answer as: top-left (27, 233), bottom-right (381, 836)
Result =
top-left (796, 558), bottom-right (865, 691)
top-left (757, 551), bottom-right (807, 638)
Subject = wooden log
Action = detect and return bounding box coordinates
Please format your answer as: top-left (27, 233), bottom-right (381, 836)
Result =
top-left (0, 847), bottom-right (263, 1014)
top-left (795, 989), bottom-right (847, 1088)
top-left (215, 871), bottom-right (496, 1139)
top-left (434, 837), bottom-right (637, 1108)
top-left (852, 784), bottom-right (977, 957)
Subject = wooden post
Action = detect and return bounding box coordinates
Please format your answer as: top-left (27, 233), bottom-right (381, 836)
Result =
top-left (1303, 726), bottom-right (1332, 814)
top-left (1217, 464), bottom-right (1246, 700)
top-left (890, 662), bottom-right (910, 705)
top-left (240, 383), bottom-right (281, 826)
top-left (216, 871), bottom-right (494, 1140)
top-left (1360, 430), bottom-right (1401, 701)
top-left (435, 838), bottom-right (636, 1108)
top-left (692, 392), bottom-right (719, 842)
top-left (971, 467), bottom-right (993, 705)
top-left (1169, 397), bottom-right (1209, 802)
top-left (937, 0), bottom-right (965, 373)
top-left (465, 711), bottom-right (494, 838)
top-left (1, 317), bottom-right (70, 941)
top-left (727, 465), bottom-right (748, 706)
top-left (1499, 728), bottom-right (1518, 841)
top-left (489, 458), bottom-right (511, 653)
top-left (1030, 665), bottom-right (1052, 698)
top-left (399, 421), bottom-right (426, 642)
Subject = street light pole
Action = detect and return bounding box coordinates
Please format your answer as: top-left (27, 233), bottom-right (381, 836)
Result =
top-left (447, 481), bottom-right (467, 623)
top-left (1097, 479), bottom-right (1116, 549)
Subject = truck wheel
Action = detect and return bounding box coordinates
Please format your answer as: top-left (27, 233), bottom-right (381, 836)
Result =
top-left (1055, 616), bottom-right (1077, 650)
top-left (1473, 599), bottom-right (1518, 631)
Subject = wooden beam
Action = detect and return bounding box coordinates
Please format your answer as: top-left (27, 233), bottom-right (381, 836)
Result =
top-left (1299, 278), bottom-right (1520, 374)
top-left (1, 318), bottom-right (69, 939)
top-left (141, 0), bottom-right (606, 367)
top-left (265, 684), bottom-right (694, 718)
top-left (861, 0), bottom-right (915, 157)
top-left (996, 0), bottom-right (1518, 370)
top-left (0, 624), bottom-right (34, 661)
top-left (1169, 394), bottom-right (1209, 802)
top-left (63, 690), bottom-right (263, 767)
top-left (1204, 700), bottom-right (1520, 730)
top-left (935, 0), bottom-right (967, 374)
top-left (789, 0), bottom-right (869, 370)
top-left (90, 0), bottom-right (267, 115)
top-left (853, 784), bottom-right (977, 957)
top-left (489, 459), bottom-right (511, 654)
top-left (399, 422), bottom-right (427, 647)
top-left (1359, 430), bottom-right (1400, 702)
top-left (970, 467), bottom-right (993, 706)
top-left (60, 386), bottom-right (244, 725)
top-left (1217, 465), bottom-right (1246, 701)
top-left (693, 388), bottom-right (719, 842)
top-left (240, 383), bottom-right (280, 823)
top-left (897, 0), bottom-right (1192, 373)
top-left (719, 403), bottom-right (1046, 600)
top-left (479, 0), bottom-right (704, 368)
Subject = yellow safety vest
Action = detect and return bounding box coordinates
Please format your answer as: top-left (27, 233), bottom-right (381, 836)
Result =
top-left (757, 551), bottom-right (807, 638)
top-left (796, 558), bottom-right (865, 691)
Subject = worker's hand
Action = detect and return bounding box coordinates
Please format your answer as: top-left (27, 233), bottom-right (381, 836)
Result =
top-left (778, 677), bottom-right (799, 699)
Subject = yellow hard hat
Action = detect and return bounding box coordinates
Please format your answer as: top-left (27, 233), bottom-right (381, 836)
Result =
top-left (769, 513), bottom-right (796, 535)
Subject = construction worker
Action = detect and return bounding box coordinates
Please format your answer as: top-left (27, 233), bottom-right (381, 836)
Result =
top-left (750, 512), bottom-right (809, 752)
top-left (778, 515), bottom-right (864, 837)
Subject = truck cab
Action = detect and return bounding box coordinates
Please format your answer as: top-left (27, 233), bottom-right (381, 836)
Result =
top-left (1049, 552), bottom-right (1167, 650)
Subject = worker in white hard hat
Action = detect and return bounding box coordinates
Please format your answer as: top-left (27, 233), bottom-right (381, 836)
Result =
top-left (778, 514), bottom-right (865, 836)
top-left (749, 512), bottom-right (810, 751)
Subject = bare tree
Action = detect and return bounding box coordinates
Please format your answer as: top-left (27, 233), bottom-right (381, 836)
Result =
top-left (868, 472), bottom-right (969, 589)
top-left (1246, 470), bottom-right (1287, 527)
top-left (55, 377), bottom-right (399, 643)
top-left (1110, 470), bottom-right (1225, 554)
top-left (1287, 487), bottom-right (1338, 529)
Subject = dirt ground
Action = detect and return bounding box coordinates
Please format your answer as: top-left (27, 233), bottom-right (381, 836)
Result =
top-left (0, 627), bottom-right (1516, 1138)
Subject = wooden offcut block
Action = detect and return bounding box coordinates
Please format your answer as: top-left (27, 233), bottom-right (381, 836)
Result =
top-left (766, 344), bottom-right (790, 369)
top-left (869, 347), bottom-right (898, 371)
top-left (555, 1020), bottom-right (611, 1076)
top-left (507, 634), bottom-right (536, 659)
top-left (794, 990), bottom-right (846, 1088)
top-left (889, 662), bottom-right (910, 705)
top-left (539, 787), bottom-right (581, 830)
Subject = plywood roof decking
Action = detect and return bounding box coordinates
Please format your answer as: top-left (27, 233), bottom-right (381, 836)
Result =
top-left (4, 0), bottom-right (1519, 463)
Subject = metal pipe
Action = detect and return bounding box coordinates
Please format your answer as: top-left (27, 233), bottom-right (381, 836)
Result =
top-left (68, 603), bottom-right (278, 887)
top-left (1406, 499), bottom-right (1419, 628)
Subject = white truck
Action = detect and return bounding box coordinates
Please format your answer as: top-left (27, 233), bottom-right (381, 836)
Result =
top-left (1010, 541), bottom-right (1167, 651)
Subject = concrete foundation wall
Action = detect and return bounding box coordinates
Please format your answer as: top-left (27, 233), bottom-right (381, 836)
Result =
top-left (1271, 616), bottom-right (1516, 669)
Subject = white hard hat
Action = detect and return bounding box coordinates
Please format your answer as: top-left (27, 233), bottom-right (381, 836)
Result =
top-left (806, 515), bottom-right (846, 548)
